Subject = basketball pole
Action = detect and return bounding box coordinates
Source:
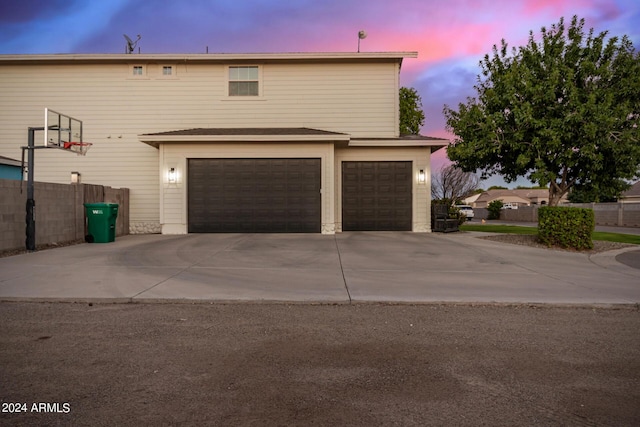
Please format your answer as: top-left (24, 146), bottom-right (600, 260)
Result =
top-left (25, 126), bottom-right (43, 251)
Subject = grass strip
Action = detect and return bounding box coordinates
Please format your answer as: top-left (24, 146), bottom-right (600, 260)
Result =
top-left (460, 224), bottom-right (537, 235)
top-left (460, 224), bottom-right (640, 245)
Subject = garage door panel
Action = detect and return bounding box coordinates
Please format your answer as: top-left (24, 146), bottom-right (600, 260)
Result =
top-left (342, 161), bottom-right (412, 231)
top-left (188, 158), bottom-right (321, 233)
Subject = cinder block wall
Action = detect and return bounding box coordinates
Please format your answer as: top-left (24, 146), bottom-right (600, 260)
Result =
top-left (500, 207), bottom-right (538, 222)
top-left (0, 179), bottom-right (26, 251)
top-left (36, 182), bottom-right (82, 245)
top-left (0, 179), bottom-right (129, 252)
top-left (490, 203), bottom-right (640, 227)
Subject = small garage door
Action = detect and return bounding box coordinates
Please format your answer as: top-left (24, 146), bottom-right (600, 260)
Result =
top-left (342, 161), bottom-right (412, 231)
top-left (188, 158), bottom-right (321, 233)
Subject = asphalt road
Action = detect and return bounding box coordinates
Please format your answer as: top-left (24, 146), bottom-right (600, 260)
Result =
top-left (1, 302), bottom-right (639, 426)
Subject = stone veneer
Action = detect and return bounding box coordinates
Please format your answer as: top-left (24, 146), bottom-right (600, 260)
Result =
top-left (130, 222), bottom-right (162, 234)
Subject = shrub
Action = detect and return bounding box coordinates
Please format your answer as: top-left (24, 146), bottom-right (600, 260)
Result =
top-left (538, 206), bottom-right (594, 250)
top-left (448, 205), bottom-right (467, 225)
top-left (487, 200), bottom-right (503, 220)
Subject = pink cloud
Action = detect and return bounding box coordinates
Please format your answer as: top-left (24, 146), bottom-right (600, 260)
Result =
top-left (521, 0), bottom-right (592, 16)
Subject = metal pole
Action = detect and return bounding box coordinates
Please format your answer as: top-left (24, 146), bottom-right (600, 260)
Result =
top-left (26, 127), bottom-right (36, 251)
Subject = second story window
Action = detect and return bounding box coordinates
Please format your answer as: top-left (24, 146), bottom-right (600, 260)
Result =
top-left (228, 66), bottom-right (259, 96)
top-left (132, 65), bottom-right (144, 76)
top-left (162, 66), bottom-right (173, 76)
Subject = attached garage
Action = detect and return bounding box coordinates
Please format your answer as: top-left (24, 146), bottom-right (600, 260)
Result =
top-left (139, 128), bottom-right (447, 234)
top-left (188, 158), bottom-right (321, 233)
top-left (342, 161), bottom-right (412, 231)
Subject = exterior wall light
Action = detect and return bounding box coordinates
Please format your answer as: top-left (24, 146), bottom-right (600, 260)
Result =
top-left (71, 171), bottom-right (81, 184)
top-left (418, 169), bottom-right (425, 184)
top-left (168, 167), bottom-right (177, 183)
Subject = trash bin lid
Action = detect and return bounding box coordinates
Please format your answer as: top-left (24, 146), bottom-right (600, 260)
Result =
top-left (84, 202), bottom-right (119, 208)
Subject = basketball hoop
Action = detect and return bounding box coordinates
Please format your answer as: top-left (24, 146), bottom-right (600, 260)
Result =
top-left (62, 141), bottom-right (92, 156)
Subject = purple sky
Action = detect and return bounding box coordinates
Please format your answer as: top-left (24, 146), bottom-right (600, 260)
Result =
top-left (1, 0), bottom-right (638, 188)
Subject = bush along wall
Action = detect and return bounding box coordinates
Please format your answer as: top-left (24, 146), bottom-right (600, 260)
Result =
top-left (487, 200), bottom-right (504, 220)
top-left (538, 206), bottom-right (595, 250)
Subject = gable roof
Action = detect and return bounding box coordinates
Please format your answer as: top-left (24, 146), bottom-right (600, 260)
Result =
top-left (144, 127), bottom-right (347, 137)
top-left (622, 181), bottom-right (640, 198)
top-left (473, 190), bottom-right (532, 205)
top-left (469, 188), bottom-right (556, 205)
top-left (139, 127), bottom-right (351, 148)
top-left (139, 127), bottom-right (449, 151)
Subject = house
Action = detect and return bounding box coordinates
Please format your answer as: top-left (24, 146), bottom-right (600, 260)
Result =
top-left (0, 156), bottom-right (23, 180)
top-left (620, 182), bottom-right (640, 203)
top-left (465, 189), bottom-right (564, 208)
top-left (0, 52), bottom-right (447, 234)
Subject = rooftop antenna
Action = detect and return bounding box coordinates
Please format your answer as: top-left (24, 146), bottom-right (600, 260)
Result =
top-left (124, 34), bottom-right (141, 54)
top-left (357, 30), bottom-right (367, 52)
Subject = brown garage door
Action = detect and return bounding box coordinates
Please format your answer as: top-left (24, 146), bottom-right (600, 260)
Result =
top-left (188, 158), bottom-right (321, 233)
top-left (342, 161), bottom-right (412, 231)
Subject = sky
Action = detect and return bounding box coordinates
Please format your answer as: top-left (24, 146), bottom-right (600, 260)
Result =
top-left (1, 0), bottom-right (639, 189)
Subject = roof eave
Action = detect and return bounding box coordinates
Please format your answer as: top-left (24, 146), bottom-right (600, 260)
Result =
top-left (138, 133), bottom-right (352, 148)
top-left (349, 137), bottom-right (449, 152)
top-left (0, 52), bottom-right (418, 65)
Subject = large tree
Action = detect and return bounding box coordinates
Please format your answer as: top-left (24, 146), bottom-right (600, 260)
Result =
top-left (399, 87), bottom-right (425, 135)
top-left (444, 16), bottom-right (640, 206)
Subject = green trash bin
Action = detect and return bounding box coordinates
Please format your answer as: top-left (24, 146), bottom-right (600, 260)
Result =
top-left (84, 203), bottom-right (119, 243)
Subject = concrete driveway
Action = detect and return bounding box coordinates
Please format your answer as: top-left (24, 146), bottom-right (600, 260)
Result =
top-left (0, 232), bottom-right (639, 304)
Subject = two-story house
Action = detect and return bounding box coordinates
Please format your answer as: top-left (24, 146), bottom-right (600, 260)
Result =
top-left (0, 52), bottom-right (446, 234)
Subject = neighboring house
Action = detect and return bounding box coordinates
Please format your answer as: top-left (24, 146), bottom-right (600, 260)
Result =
top-left (0, 155), bottom-right (23, 180)
top-left (463, 193), bottom-right (481, 206)
top-left (620, 182), bottom-right (640, 203)
top-left (465, 189), bottom-right (563, 208)
top-left (0, 52), bottom-right (447, 234)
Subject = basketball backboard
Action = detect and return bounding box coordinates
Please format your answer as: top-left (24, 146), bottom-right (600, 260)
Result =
top-left (44, 108), bottom-right (91, 155)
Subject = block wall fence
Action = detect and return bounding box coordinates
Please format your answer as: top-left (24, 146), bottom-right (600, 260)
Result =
top-left (473, 203), bottom-right (640, 227)
top-left (0, 179), bottom-right (129, 252)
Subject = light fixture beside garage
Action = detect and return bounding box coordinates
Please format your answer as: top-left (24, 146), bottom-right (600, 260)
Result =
top-left (168, 167), bottom-right (177, 183)
top-left (418, 169), bottom-right (425, 184)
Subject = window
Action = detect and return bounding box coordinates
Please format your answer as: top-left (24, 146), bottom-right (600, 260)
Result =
top-left (228, 66), bottom-right (259, 96)
top-left (162, 66), bottom-right (173, 76)
top-left (132, 66), bottom-right (144, 76)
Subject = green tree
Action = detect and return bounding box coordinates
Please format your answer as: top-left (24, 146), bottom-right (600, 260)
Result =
top-left (568, 179), bottom-right (631, 202)
top-left (444, 16), bottom-right (640, 206)
top-left (487, 200), bottom-right (504, 220)
top-left (399, 87), bottom-right (425, 135)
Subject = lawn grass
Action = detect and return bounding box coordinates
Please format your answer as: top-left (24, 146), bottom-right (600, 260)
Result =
top-left (591, 231), bottom-right (640, 245)
top-left (460, 224), bottom-right (538, 235)
top-left (460, 224), bottom-right (640, 245)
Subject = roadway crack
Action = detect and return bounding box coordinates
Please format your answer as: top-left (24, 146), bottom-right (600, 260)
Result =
top-left (334, 236), bottom-right (352, 304)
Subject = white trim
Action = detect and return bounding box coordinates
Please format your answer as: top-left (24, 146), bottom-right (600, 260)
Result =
top-left (349, 139), bottom-right (448, 148)
top-left (0, 52), bottom-right (418, 63)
